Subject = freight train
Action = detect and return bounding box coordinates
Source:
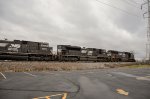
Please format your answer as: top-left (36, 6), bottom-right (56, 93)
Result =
top-left (0, 39), bottom-right (135, 62)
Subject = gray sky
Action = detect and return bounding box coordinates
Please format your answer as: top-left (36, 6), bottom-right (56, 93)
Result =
top-left (0, 0), bottom-right (147, 59)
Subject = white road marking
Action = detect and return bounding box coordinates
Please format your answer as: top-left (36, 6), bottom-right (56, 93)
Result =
top-left (44, 71), bottom-right (55, 75)
top-left (136, 76), bottom-right (150, 81)
top-left (80, 73), bottom-right (86, 74)
top-left (59, 71), bottom-right (71, 73)
top-left (44, 71), bottom-right (59, 75)
top-left (43, 71), bottom-right (60, 76)
top-left (80, 72), bottom-right (95, 75)
top-left (0, 72), bottom-right (6, 79)
top-left (112, 72), bottom-right (150, 81)
top-left (87, 72), bottom-right (94, 73)
top-left (112, 72), bottom-right (138, 78)
top-left (66, 72), bottom-right (71, 73)
top-left (107, 73), bottom-right (113, 77)
top-left (23, 72), bottom-right (37, 77)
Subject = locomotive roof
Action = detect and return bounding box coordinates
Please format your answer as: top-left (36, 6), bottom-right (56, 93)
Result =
top-left (107, 50), bottom-right (119, 53)
top-left (0, 40), bottom-right (13, 43)
top-left (58, 45), bottom-right (81, 48)
top-left (21, 40), bottom-right (48, 44)
top-left (123, 52), bottom-right (133, 54)
top-left (108, 50), bottom-right (133, 54)
top-left (0, 39), bottom-right (49, 44)
top-left (86, 48), bottom-right (106, 50)
top-left (86, 48), bottom-right (98, 50)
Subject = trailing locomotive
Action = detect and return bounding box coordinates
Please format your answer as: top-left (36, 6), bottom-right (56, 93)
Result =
top-left (80, 48), bottom-right (108, 62)
top-left (57, 45), bottom-right (81, 61)
top-left (119, 52), bottom-right (135, 62)
top-left (0, 39), bottom-right (135, 62)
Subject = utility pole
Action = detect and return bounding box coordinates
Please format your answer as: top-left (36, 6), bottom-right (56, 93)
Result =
top-left (141, 0), bottom-right (150, 61)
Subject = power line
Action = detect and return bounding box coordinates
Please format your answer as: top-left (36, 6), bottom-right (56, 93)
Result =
top-left (118, 0), bottom-right (141, 9)
top-left (95, 0), bottom-right (140, 17)
top-left (126, 0), bottom-right (140, 5)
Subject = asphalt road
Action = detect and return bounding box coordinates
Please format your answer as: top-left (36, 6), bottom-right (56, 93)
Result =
top-left (0, 68), bottom-right (150, 99)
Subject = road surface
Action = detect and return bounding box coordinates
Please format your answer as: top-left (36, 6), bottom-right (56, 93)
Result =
top-left (0, 68), bottom-right (150, 99)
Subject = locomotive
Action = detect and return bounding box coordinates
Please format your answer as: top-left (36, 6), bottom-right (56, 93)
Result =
top-left (0, 39), bottom-right (135, 62)
top-left (0, 39), bottom-right (53, 61)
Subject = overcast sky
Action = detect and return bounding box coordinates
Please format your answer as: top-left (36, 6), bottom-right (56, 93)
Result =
top-left (0, 0), bottom-right (147, 59)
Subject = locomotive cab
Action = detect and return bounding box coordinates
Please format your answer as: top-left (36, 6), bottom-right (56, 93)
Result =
top-left (119, 52), bottom-right (135, 62)
top-left (81, 47), bottom-right (87, 56)
top-left (57, 45), bottom-right (81, 61)
top-left (0, 40), bottom-right (13, 52)
top-left (107, 50), bottom-right (121, 62)
top-left (125, 52), bottom-right (135, 62)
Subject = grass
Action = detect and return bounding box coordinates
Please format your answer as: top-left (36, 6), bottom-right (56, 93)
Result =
top-left (0, 61), bottom-right (139, 72)
top-left (125, 64), bottom-right (150, 69)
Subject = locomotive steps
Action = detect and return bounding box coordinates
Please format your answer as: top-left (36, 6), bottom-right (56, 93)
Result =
top-left (0, 61), bottom-right (143, 72)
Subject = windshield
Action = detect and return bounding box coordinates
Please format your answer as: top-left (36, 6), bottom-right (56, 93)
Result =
top-left (81, 49), bottom-right (87, 53)
top-left (88, 51), bottom-right (93, 56)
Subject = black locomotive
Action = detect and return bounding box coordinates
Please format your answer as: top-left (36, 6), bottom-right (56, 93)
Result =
top-left (0, 39), bottom-right (135, 62)
top-left (0, 39), bottom-right (53, 61)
